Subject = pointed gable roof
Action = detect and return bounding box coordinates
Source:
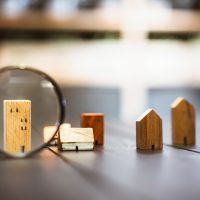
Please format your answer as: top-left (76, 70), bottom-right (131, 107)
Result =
top-left (136, 108), bottom-right (161, 122)
top-left (171, 97), bottom-right (191, 108)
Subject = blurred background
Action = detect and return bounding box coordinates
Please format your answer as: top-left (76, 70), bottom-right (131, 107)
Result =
top-left (0, 0), bottom-right (200, 124)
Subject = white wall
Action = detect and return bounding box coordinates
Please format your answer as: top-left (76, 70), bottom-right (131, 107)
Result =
top-left (1, 39), bottom-right (200, 122)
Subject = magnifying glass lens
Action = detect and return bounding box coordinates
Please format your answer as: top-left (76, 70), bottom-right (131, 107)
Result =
top-left (0, 68), bottom-right (62, 157)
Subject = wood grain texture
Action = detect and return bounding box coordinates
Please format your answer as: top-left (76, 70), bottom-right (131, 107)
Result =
top-left (136, 109), bottom-right (162, 150)
top-left (59, 128), bottom-right (94, 143)
top-left (171, 97), bottom-right (195, 145)
top-left (58, 128), bottom-right (94, 151)
top-left (81, 113), bottom-right (104, 145)
top-left (4, 100), bottom-right (31, 154)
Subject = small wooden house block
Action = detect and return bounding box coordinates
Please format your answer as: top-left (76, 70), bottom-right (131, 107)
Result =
top-left (4, 100), bottom-right (31, 154)
top-left (171, 97), bottom-right (195, 145)
top-left (136, 109), bottom-right (163, 150)
top-left (81, 113), bottom-right (104, 145)
top-left (43, 123), bottom-right (71, 145)
top-left (58, 128), bottom-right (94, 151)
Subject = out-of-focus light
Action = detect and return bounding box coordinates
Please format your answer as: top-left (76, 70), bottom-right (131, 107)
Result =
top-left (3, 0), bottom-right (28, 16)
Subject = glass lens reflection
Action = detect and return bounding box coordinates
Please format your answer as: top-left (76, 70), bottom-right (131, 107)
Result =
top-left (0, 69), bottom-right (60, 156)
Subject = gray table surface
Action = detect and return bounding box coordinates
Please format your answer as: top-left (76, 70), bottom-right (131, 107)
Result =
top-left (0, 122), bottom-right (200, 200)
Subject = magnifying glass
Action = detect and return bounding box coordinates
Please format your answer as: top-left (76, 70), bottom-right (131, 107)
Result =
top-left (0, 66), bottom-right (66, 158)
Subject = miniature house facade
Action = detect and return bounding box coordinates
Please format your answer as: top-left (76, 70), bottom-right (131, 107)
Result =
top-left (171, 97), bottom-right (195, 145)
top-left (4, 100), bottom-right (31, 154)
top-left (136, 109), bottom-right (163, 150)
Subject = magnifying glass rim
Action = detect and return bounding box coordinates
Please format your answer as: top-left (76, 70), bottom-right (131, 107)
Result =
top-left (0, 65), bottom-right (66, 158)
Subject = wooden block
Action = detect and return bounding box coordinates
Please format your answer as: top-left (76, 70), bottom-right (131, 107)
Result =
top-left (171, 97), bottom-right (195, 145)
top-left (81, 113), bottom-right (104, 145)
top-left (58, 128), bottom-right (94, 151)
top-left (43, 123), bottom-right (71, 145)
top-left (43, 126), bottom-right (58, 145)
top-left (4, 100), bottom-right (31, 154)
top-left (136, 109), bottom-right (163, 150)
